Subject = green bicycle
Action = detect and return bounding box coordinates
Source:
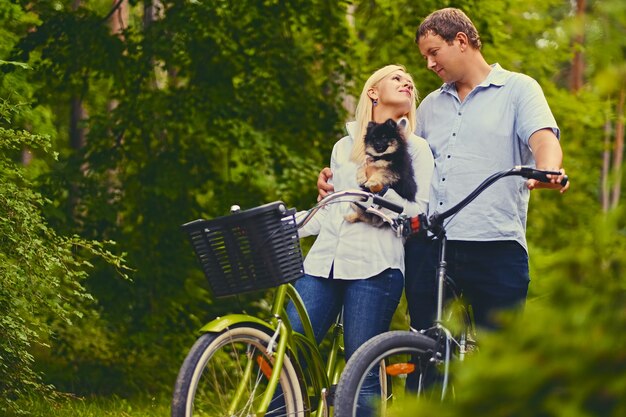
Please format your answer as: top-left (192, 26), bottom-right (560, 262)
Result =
top-left (171, 189), bottom-right (406, 417)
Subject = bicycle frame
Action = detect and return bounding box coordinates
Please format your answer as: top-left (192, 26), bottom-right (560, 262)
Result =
top-left (195, 281), bottom-right (342, 417)
top-left (173, 190), bottom-right (436, 417)
top-left (198, 188), bottom-right (407, 417)
top-left (412, 166), bottom-right (568, 399)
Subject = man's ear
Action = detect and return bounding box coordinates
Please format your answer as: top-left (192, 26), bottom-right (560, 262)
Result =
top-left (456, 32), bottom-right (469, 51)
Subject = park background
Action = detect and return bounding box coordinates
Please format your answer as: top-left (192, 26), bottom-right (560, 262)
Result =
top-left (1, 0), bottom-right (625, 415)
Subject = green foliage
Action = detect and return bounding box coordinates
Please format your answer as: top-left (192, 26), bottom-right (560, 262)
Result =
top-left (397, 207), bottom-right (626, 417)
top-left (4, 0), bottom-right (355, 395)
top-left (12, 393), bottom-right (169, 417)
top-left (0, 92), bottom-right (128, 413)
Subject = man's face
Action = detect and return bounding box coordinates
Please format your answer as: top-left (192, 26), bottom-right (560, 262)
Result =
top-left (418, 32), bottom-right (462, 83)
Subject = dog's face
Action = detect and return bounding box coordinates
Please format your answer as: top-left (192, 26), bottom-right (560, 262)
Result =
top-left (364, 119), bottom-right (402, 157)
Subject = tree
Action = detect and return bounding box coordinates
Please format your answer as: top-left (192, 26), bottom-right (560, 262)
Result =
top-left (7, 0), bottom-right (355, 393)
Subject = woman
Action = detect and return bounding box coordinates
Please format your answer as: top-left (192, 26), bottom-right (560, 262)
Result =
top-left (289, 64), bottom-right (434, 411)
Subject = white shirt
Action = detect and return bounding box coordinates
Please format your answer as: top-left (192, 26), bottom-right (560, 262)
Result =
top-left (296, 121), bottom-right (434, 279)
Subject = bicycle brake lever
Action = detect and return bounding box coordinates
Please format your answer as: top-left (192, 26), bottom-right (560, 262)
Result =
top-left (364, 206), bottom-right (394, 227)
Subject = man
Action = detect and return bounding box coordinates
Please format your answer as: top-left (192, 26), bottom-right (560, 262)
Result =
top-left (318, 7), bottom-right (569, 330)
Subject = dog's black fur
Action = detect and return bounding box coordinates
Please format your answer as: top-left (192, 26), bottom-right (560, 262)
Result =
top-left (345, 118), bottom-right (418, 226)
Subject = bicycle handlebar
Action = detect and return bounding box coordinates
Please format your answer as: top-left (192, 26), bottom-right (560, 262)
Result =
top-left (372, 195), bottom-right (404, 213)
top-left (296, 189), bottom-right (405, 233)
top-left (518, 166), bottom-right (569, 187)
top-left (405, 166), bottom-right (568, 238)
top-left (297, 166), bottom-right (567, 239)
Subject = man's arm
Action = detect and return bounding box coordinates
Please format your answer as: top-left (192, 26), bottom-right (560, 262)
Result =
top-left (317, 167), bottom-right (334, 201)
top-left (528, 128), bottom-right (569, 193)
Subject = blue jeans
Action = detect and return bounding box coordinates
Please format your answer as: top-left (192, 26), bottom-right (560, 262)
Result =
top-left (404, 237), bottom-right (530, 330)
top-left (286, 268), bottom-right (404, 415)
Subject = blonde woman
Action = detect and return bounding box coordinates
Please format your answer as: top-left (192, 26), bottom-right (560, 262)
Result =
top-left (288, 64), bottom-right (434, 412)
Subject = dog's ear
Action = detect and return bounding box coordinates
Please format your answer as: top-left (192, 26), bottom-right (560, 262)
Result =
top-left (384, 118), bottom-right (397, 129)
top-left (367, 121), bottom-right (378, 129)
top-left (397, 117), bottom-right (408, 132)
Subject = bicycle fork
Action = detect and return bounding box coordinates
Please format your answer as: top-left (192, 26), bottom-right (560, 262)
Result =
top-left (228, 320), bottom-right (290, 417)
top-left (320, 314), bottom-right (345, 417)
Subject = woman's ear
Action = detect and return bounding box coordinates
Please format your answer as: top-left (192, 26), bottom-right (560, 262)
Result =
top-left (367, 87), bottom-right (378, 101)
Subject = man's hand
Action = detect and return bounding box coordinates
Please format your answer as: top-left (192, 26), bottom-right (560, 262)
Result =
top-left (526, 168), bottom-right (570, 193)
top-left (528, 130), bottom-right (569, 194)
top-left (317, 167), bottom-right (334, 201)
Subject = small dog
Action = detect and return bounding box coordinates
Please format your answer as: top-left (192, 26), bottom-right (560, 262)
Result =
top-left (345, 118), bottom-right (417, 227)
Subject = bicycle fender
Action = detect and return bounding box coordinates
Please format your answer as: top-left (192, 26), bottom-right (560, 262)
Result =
top-left (198, 314), bottom-right (274, 334)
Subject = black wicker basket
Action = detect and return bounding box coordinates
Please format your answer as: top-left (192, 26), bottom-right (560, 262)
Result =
top-left (182, 201), bottom-right (304, 297)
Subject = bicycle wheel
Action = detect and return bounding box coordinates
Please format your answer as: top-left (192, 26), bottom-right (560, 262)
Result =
top-left (334, 331), bottom-right (438, 417)
top-left (171, 325), bottom-right (306, 417)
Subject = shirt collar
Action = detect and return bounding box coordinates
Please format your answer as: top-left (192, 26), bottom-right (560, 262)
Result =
top-left (439, 63), bottom-right (509, 93)
top-left (345, 120), bottom-right (358, 141)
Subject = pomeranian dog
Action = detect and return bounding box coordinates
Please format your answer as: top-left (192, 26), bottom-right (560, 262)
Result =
top-left (345, 118), bottom-right (417, 227)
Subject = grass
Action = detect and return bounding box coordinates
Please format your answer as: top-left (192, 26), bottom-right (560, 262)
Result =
top-left (11, 393), bottom-right (171, 417)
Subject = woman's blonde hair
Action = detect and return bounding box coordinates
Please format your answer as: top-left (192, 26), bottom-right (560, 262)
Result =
top-left (350, 64), bottom-right (417, 163)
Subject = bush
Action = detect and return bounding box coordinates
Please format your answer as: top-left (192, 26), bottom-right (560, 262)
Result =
top-left (0, 87), bottom-right (128, 414)
top-left (396, 208), bottom-right (626, 417)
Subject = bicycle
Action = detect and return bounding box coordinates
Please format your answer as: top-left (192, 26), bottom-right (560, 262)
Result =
top-left (171, 188), bottom-right (407, 417)
top-left (333, 166), bottom-right (569, 417)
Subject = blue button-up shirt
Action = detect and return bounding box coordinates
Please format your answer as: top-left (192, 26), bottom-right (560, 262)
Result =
top-left (415, 64), bottom-right (559, 251)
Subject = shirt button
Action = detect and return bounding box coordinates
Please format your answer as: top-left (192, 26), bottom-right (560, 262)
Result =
top-left (439, 202), bottom-right (443, 206)
top-left (442, 178), bottom-right (446, 181)
top-left (458, 112), bottom-right (462, 116)
top-left (447, 155), bottom-right (451, 158)
top-left (452, 133), bottom-right (456, 136)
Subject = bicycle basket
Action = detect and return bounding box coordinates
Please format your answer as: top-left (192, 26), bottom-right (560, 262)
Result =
top-left (182, 201), bottom-right (304, 297)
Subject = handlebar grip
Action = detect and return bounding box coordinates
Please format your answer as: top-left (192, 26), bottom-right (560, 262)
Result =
top-left (519, 167), bottom-right (568, 187)
top-left (372, 195), bottom-right (404, 214)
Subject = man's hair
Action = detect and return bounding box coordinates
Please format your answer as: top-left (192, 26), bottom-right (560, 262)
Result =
top-left (415, 8), bottom-right (482, 50)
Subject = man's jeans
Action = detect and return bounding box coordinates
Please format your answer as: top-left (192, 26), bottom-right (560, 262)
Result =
top-left (404, 237), bottom-right (530, 330)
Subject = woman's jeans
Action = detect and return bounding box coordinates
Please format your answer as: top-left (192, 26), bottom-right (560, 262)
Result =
top-left (276, 268), bottom-right (403, 416)
top-left (404, 237), bottom-right (530, 330)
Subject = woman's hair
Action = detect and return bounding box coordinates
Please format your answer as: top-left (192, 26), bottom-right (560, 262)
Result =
top-left (350, 64), bottom-right (417, 163)
top-left (415, 8), bottom-right (482, 50)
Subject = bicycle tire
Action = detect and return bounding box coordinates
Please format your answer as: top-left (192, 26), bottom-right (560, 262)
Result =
top-left (334, 330), bottom-right (438, 417)
top-left (171, 325), bottom-right (306, 417)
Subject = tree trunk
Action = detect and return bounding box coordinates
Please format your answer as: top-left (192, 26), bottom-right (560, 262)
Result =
top-left (108, 0), bottom-right (128, 117)
top-left (109, 0), bottom-right (128, 37)
top-left (610, 88), bottom-right (625, 209)
top-left (143, 0), bottom-right (162, 28)
top-left (601, 112), bottom-right (612, 212)
top-left (570, 0), bottom-right (586, 92)
top-left (69, 97), bottom-right (87, 150)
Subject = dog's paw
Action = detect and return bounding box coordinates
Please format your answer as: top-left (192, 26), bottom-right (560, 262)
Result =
top-left (344, 212), bottom-right (360, 223)
top-left (364, 179), bottom-right (384, 193)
